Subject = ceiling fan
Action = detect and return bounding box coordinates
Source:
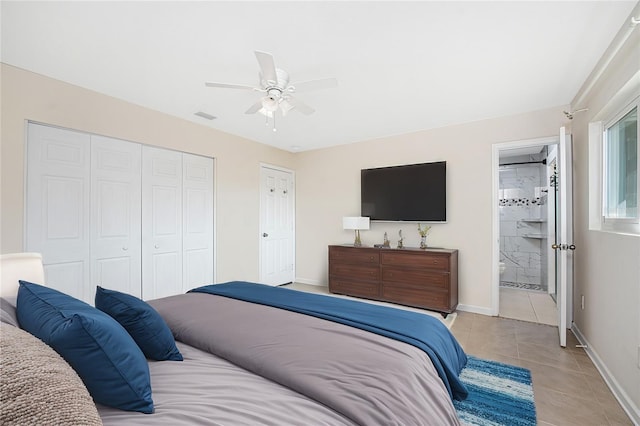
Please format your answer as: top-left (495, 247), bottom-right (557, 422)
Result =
top-left (205, 51), bottom-right (337, 131)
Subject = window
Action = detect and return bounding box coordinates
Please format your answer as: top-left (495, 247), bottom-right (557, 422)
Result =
top-left (588, 75), bottom-right (640, 234)
top-left (603, 102), bottom-right (639, 224)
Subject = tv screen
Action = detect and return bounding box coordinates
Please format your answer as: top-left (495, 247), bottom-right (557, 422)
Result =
top-left (361, 161), bottom-right (446, 222)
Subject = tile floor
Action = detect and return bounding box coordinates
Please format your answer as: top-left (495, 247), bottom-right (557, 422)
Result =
top-left (451, 311), bottom-right (633, 426)
top-left (286, 283), bottom-right (633, 426)
top-left (500, 287), bottom-right (558, 326)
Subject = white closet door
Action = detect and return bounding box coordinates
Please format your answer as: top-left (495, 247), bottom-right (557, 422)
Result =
top-left (182, 154), bottom-right (214, 291)
top-left (26, 123), bottom-right (91, 301)
top-left (142, 146), bottom-right (183, 300)
top-left (90, 136), bottom-right (142, 298)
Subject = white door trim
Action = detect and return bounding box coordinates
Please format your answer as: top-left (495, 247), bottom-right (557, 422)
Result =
top-left (259, 163), bottom-right (295, 285)
top-left (491, 136), bottom-right (558, 316)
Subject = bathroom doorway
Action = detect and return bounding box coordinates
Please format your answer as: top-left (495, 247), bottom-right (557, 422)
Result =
top-left (492, 136), bottom-right (562, 327)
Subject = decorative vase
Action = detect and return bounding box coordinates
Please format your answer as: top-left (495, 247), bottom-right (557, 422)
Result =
top-left (420, 235), bottom-right (427, 249)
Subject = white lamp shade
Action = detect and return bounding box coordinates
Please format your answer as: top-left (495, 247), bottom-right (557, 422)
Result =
top-left (343, 216), bottom-right (370, 230)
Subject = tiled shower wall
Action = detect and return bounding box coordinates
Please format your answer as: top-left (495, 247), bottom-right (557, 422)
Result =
top-left (499, 158), bottom-right (548, 291)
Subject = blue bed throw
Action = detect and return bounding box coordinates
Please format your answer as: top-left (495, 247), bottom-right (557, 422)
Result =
top-left (190, 281), bottom-right (468, 400)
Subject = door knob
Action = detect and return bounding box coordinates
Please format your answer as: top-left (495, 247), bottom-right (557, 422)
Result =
top-left (122, 247), bottom-right (128, 251)
top-left (263, 233), bottom-right (268, 237)
top-left (552, 243), bottom-right (576, 250)
top-left (154, 244), bottom-right (159, 249)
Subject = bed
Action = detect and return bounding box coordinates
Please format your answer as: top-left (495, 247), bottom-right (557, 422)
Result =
top-left (0, 253), bottom-right (468, 425)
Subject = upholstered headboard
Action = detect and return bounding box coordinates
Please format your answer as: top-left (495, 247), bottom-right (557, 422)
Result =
top-left (0, 252), bottom-right (104, 425)
top-left (0, 253), bottom-right (45, 302)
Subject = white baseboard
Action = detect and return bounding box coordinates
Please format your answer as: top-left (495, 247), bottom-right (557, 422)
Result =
top-left (293, 277), bottom-right (325, 286)
top-left (456, 304), bottom-right (494, 316)
top-left (572, 324), bottom-right (640, 425)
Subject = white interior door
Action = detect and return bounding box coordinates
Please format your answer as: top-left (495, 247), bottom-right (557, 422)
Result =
top-left (182, 153), bottom-right (214, 290)
top-left (90, 136), bottom-right (142, 298)
top-left (556, 127), bottom-right (574, 347)
top-left (142, 146), bottom-right (183, 300)
top-left (26, 123), bottom-right (91, 301)
top-left (259, 165), bottom-right (294, 286)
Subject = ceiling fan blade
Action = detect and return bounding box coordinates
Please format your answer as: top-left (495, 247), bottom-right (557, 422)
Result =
top-left (205, 82), bottom-right (257, 91)
top-left (254, 51), bottom-right (277, 84)
top-left (286, 96), bottom-right (315, 115)
top-left (289, 78), bottom-right (338, 93)
top-left (245, 100), bottom-right (263, 114)
top-left (280, 99), bottom-right (294, 117)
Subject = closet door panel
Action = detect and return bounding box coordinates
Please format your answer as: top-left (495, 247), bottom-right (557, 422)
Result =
top-left (27, 124), bottom-right (216, 303)
top-left (90, 136), bottom-right (142, 298)
top-left (26, 124), bottom-right (91, 301)
top-left (150, 252), bottom-right (181, 296)
top-left (183, 154), bottom-right (214, 289)
top-left (142, 146), bottom-right (183, 300)
top-left (44, 262), bottom-right (85, 299)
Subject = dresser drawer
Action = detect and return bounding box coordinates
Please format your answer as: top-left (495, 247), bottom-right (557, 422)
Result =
top-left (330, 247), bottom-right (379, 264)
top-left (330, 278), bottom-right (379, 299)
top-left (382, 267), bottom-right (449, 290)
top-left (330, 263), bottom-right (380, 281)
top-left (381, 282), bottom-right (449, 311)
top-left (381, 252), bottom-right (449, 271)
top-left (327, 245), bottom-right (457, 314)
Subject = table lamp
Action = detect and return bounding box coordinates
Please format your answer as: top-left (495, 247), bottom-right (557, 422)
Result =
top-left (343, 217), bottom-right (370, 247)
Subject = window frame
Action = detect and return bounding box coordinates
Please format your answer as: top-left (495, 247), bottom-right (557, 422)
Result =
top-left (600, 96), bottom-right (640, 233)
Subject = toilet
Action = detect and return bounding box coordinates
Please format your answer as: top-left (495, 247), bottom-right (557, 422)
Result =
top-left (499, 262), bottom-right (506, 275)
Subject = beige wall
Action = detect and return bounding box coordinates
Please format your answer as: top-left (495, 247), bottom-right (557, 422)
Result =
top-left (294, 106), bottom-right (567, 312)
top-left (0, 64), bottom-right (566, 313)
top-left (569, 18), bottom-right (640, 419)
top-left (0, 64), bottom-right (295, 283)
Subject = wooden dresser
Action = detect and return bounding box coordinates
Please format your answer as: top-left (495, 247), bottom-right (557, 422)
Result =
top-left (328, 245), bottom-right (458, 315)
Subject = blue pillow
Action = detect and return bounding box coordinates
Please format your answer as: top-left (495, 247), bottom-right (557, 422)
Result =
top-left (16, 281), bottom-right (154, 414)
top-left (95, 286), bottom-right (183, 361)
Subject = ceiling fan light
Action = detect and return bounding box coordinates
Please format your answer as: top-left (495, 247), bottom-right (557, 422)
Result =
top-left (261, 96), bottom-right (279, 112)
top-left (258, 107), bottom-right (274, 118)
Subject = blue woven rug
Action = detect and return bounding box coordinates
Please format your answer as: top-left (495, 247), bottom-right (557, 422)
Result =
top-left (454, 356), bottom-right (536, 426)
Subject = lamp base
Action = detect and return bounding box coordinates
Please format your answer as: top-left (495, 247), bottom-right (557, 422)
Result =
top-left (354, 230), bottom-right (362, 247)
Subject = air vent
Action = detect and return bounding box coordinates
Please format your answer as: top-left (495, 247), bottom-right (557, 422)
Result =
top-left (194, 111), bottom-right (216, 120)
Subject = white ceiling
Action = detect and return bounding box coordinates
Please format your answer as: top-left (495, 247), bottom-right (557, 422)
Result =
top-left (2, 1), bottom-right (637, 152)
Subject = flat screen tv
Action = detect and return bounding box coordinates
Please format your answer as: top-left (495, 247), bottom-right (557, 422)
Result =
top-left (361, 161), bottom-right (446, 222)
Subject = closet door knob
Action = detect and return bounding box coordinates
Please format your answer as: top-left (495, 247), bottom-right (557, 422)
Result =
top-left (154, 244), bottom-right (159, 249)
top-left (122, 247), bottom-right (128, 251)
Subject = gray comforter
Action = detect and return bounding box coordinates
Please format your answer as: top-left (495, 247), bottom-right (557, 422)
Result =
top-left (100, 292), bottom-right (460, 425)
top-left (98, 341), bottom-right (356, 425)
